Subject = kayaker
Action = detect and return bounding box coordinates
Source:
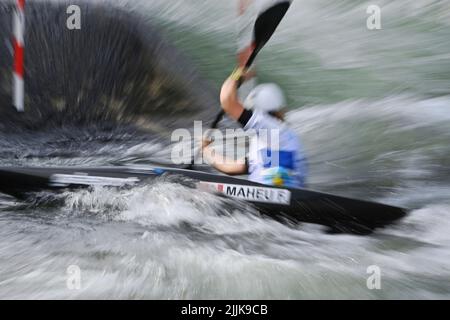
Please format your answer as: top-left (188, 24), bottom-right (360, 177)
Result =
top-left (201, 68), bottom-right (308, 188)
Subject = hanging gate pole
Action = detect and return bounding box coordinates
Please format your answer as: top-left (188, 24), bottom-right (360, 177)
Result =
top-left (13, 0), bottom-right (25, 112)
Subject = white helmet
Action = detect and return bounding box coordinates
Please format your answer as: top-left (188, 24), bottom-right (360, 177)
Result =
top-left (244, 83), bottom-right (286, 112)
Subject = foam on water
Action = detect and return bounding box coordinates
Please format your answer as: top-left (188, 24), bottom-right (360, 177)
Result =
top-left (2, 181), bottom-right (448, 299)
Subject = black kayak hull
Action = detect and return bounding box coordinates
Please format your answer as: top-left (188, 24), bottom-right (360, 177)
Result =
top-left (0, 166), bottom-right (407, 234)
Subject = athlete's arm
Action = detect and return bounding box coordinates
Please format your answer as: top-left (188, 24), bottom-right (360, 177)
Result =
top-left (220, 75), bottom-right (245, 121)
top-left (201, 139), bottom-right (248, 175)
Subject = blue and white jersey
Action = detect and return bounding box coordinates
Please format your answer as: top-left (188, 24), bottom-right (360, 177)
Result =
top-left (239, 110), bottom-right (307, 188)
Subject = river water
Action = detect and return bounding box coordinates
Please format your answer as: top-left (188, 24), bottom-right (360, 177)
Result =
top-left (0, 0), bottom-right (449, 299)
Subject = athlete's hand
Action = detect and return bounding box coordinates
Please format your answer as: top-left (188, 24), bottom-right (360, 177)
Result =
top-left (241, 68), bottom-right (256, 81)
top-left (201, 135), bottom-right (213, 150)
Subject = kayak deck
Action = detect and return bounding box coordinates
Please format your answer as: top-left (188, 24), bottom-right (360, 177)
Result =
top-left (0, 166), bottom-right (407, 234)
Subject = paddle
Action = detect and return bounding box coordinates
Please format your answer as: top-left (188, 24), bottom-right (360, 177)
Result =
top-left (189, 1), bottom-right (292, 168)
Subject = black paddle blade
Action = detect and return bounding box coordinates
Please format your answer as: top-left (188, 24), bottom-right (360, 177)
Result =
top-left (246, 1), bottom-right (291, 68)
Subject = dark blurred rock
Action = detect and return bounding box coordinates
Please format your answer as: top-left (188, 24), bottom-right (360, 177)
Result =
top-left (0, 0), bottom-right (218, 133)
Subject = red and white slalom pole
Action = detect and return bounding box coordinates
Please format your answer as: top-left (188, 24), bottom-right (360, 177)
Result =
top-left (13, 0), bottom-right (25, 112)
